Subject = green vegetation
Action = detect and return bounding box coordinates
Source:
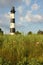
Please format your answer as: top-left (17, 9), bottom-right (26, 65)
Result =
top-left (0, 28), bottom-right (3, 35)
top-left (0, 34), bottom-right (43, 65)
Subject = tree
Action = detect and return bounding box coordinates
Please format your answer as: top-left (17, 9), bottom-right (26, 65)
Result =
top-left (37, 30), bottom-right (43, 34)
top-left (0, 28), bottom-right (3, 35)
top-left (28, 31), bottom-right (32, 35)
top-left (15, 31), bottom-right (21, 34)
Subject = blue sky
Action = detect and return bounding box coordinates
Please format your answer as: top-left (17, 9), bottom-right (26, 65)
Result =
top-left (0, 0), bottom-right (43, 34)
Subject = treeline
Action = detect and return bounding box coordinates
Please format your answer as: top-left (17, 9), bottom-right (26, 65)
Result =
top-left (0, 28), bottom-right (43, 35)
top-left (27, 30), bottom-right (43, 35)
top-left (15, 30), bottom-right (43, 35)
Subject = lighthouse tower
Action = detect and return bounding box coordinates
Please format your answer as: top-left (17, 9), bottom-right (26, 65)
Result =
top-left (10, 7), bottom-right (16, 35)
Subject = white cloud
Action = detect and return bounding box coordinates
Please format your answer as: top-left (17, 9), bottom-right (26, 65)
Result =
top-left (17, 6), bottom-right (23, 14)
top-left (4, 13), bottom-right (10, 19)
top-left (0, 0), bottom-right (22, 8)
top-left (26, 10), bottom-right (32, 16)
top-left (16, 22), bottom-right (23, 28)
top-left (19, 10), bottom-right (32, 22)
top-left (33, 14), bottom-right (43, 22)
top-left (0, 13), bottom-right (10, 33)
top-left (24, 10), bottom-right (43, 22)
top-left (24, 10), bottom-right (32, 22)
top-left (25, 0), bottom-right (30, 5)
top-left (31, 3), bottom-right (40, 10)
top-left (0, 20), bottom-right (2, 23)
top-left (23, 0), bottom-right (31, 6)
top-left (25, 14), bottom-right (32, 22)
top-left (19, 16), bottom-right (24, 22)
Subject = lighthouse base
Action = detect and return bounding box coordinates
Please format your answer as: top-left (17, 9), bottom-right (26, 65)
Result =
top-left (10, 33), bottom-right (14, 35)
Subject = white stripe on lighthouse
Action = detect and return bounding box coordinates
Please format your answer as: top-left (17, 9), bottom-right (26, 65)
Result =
top-left (10, 13), bottom-right (15, 19)
top-left (10, 23), bottom-right (15, 28)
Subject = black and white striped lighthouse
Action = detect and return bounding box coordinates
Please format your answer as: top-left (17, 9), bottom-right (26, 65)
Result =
top-left (10, 7), bottom-right (16, 35)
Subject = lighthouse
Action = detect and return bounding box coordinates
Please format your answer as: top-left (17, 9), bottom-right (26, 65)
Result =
top-left (10, 7), bottom-right (16, 35)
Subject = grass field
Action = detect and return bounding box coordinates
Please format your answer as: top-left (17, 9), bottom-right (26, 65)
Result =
top-left (0, 34), bottom-right (43, 65)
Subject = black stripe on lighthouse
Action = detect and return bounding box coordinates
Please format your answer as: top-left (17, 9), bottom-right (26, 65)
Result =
top-left (10, 7), bottom-right (15, 35)
top-left (10, 19), bottom-right (15, 23)
top-left (10, 28), bottom-right (15, 32)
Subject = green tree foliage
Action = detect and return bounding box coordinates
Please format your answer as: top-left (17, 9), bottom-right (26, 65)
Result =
top-left (0, 28), bottom-right (3, 35)
top-left (28, 31), bottom-right (32, 35)
top-left (15, 31), bottom-right (21, 35)
top-left (37, 30), bottom-right (43, 34)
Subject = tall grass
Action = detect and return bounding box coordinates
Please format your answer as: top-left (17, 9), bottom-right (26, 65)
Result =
top-left (0, 34), bottom-right (43, 65)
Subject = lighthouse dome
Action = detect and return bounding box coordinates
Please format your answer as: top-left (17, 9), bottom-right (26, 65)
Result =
top-left (10, 6), bottom-right (16, 13)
